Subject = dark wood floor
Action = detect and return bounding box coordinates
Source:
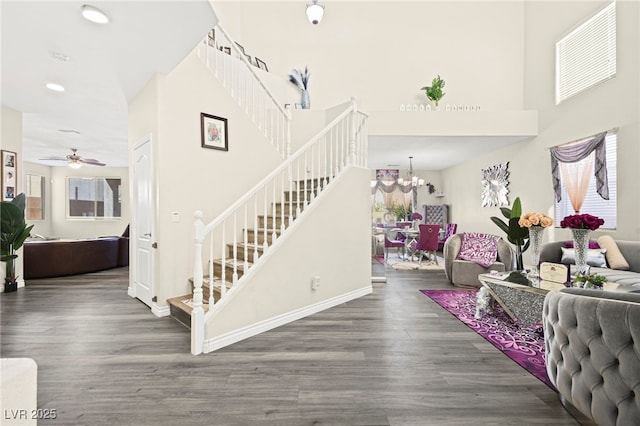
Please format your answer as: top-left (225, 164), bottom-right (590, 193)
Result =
top-left (0, 262), bottom-right (579, 425)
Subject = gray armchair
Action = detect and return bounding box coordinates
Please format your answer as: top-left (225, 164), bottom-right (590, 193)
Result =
top-left (443, 233), bottom-right (514, 287)
top-left (543, 288), bottom-right (640, 425)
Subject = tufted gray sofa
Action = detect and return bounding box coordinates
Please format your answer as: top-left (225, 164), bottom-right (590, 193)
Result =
top-left (543, 288), bottom-right (640, 425)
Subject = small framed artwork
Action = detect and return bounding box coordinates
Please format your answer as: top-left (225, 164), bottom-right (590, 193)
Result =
top-left (244, 54), bottom-right (253, 65)
top-left (255, 57), bottom-right (268, 72)
top-left (294, 103), bottom-right (303, 109)
top-left (220, 46), bottom-right (231, 55)
top-left (200, 113), bottom-right (228, 151)
top-left (207, 29), bottom-right (215, 47)
top-left (234, 42), bottom-right (245, 55)
top-left (1, 150), bottom-right (17, 201)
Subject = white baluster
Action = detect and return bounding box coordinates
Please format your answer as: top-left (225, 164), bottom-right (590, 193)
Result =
top-left (253, 197), bottom-right (259, 263)
top-left (263, 184), bottom-right (268, 252)
top-left (208, 235), bottom-right (214, 308)
top-left (272, 180), bottom-right (278, 243)
top-left (244, 204), bottom-right (248, 271)
top-left (233, 211), bottom-right (238, 284)
top-left (221, 221), bottom-right (226, 298)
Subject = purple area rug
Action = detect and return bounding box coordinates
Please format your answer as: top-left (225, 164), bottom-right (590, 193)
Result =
top-left (420, 289), bottom-right (554, 390)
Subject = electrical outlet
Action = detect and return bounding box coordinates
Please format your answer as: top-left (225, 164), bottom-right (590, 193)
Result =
top-left (171, 212), bottom-right (180, 223)
top-left (311, 276), bottom-right (320, 290)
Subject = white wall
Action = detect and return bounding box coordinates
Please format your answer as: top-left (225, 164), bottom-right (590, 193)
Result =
top-left (49, 166), bottom-right (130, 239)
top-left (1, 107), bottom-right (24, 286)
top-left (212, 1), bottom-right (526, 112)
top-left (205, 166), bottom-right (372, 346)
top-left (441, 0), bottom-right (640, 264)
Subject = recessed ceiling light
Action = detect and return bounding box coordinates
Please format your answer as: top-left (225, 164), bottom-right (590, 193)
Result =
top-left (50, 52), bottom-right (70, 63)
top-left (46, 83), bottom-right (65, 92)
top-left (81, 4), bottom-right (109, 24)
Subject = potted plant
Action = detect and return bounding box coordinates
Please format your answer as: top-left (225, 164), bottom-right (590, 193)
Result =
top-left (573, 274), bottom-right (607, 289)
top-left (1, 193), bottom-right (34, 292)
top-left (420, 75), bottom-right (446, 107)
top-left (490, 197), bottom-right (529, 270)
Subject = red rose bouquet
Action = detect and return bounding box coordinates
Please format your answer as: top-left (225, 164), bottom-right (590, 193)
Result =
top-left (560, 213), bottom-right (604, 231)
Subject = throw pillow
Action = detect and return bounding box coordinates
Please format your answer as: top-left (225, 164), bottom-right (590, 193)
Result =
top-left (560, 247), bottom-right (608, 267)
top-left (457, 232), bottom-right (498, 268)
top-left (563, 240), bottom-right (600, 249)
top-left (597, 235), bottom-right (630, 270)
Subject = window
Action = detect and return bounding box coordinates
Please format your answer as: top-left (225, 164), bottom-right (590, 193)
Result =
top-left (25, 174), bottom-right (45, 220)
top-left (67, 177), bottom-right (122, 219)
top-left (555, 1), bottom-right (616, 104)
top-left (554, 132), bottom-right (617, 228)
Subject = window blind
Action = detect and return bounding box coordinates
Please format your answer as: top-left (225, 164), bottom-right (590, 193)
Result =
top-left (555, 2), bottom-right (616, 104)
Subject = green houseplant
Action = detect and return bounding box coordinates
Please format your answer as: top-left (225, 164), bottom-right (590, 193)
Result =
top-left (490, 197), bottom-right (529, 270)
top-left (421, 75), bottom-right (446, 107)
top-left (1, 193), bottom-right (34, 292)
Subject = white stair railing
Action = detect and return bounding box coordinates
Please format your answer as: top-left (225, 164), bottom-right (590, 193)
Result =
top-left (195, 25), bottom-right (291, 158)
top-left (191, 100), bottom-right (368, 354)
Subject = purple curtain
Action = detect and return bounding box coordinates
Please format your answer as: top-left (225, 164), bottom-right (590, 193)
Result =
top-left (550, 131), bottom-right (609, 202)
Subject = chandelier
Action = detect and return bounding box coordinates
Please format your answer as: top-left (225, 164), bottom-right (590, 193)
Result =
top-left (398, 156), bottom-right (424, 187)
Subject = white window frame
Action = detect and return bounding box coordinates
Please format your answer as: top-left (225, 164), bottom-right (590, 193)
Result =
top-left (66, 177), bottom-right (122, 220)
top-left (554, 132), bottom-right (617, 229)
top-left (555, 1), bottom-right (616, 104)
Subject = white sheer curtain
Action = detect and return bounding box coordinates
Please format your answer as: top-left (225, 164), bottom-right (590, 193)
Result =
top-left (559, 153), bottom-right (594, 213)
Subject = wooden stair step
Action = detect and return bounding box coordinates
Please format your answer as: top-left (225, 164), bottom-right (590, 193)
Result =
top-left (167, 295), bottom-right (210, 329)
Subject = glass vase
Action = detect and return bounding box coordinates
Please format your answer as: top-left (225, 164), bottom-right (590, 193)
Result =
top-left (528, 226), bottom-right (545, 278)
top-left (571, 228), bottom-right (591, 276)
top-left (301, 89), bottom-right (310, 109)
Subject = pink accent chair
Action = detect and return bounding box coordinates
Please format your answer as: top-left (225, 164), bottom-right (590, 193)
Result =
top-left (415, 224), bottom-right (441, 265)
top-left (438, 223), bottom-right (458, 251)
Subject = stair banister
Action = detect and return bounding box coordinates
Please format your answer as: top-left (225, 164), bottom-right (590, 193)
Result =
top-left (191, 99), bottom-right (368, 354)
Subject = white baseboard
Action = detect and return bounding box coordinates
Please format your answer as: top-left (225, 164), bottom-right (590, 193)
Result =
top-left (202, 285), bottom-right (372, 353)
top-left (127, 286), bottom-right (136, 298)
top-left (152, 303), bottom-right (170, 317)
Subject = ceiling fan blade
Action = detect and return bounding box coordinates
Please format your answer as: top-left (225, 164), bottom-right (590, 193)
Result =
top-left (79, 158), bottom-right (106, 166)
top-left (38, 156), bottom-right (68, 161)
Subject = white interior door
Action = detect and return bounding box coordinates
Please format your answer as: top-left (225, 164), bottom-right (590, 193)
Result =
top-left (132, 136), bottom-right (154, 307)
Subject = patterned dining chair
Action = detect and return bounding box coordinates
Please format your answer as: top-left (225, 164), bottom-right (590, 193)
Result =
top-left (384, 228), bottom-right (405, 263)
top-left (415, 224), bottom-right (441, 265)
top-left (438, 223), bottom-right (458, 251)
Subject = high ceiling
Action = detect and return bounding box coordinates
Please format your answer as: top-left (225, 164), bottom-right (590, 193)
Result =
top-left (368, 135), bottom-right (530, 171)
top-left (1, 0), bottom-right (217, 167)
top-left (2, 1), bottom-right (528, 172)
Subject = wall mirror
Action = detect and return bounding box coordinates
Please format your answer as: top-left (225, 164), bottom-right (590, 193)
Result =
top-left (481, 162), bottom-right (510, 207)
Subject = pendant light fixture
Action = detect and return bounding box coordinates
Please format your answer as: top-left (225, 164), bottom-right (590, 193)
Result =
top-left (306, 0), bottom-right (324, 25)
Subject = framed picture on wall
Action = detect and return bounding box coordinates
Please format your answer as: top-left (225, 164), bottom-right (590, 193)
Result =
top-left (200, 113), bottom-right (228, 151)
top-left (255, 57), bottom-right (268, 72)
top-left (1, 150), bottom-right (17, 201)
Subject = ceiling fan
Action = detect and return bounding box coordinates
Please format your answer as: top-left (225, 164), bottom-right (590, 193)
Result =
top-left (39, 148), bottom-right (106, 168)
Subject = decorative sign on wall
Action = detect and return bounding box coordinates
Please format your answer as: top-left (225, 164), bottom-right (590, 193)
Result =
top-left (399, 104), bottom-right (482, 112)
top-left (481, 161), bottom-right (510, 207)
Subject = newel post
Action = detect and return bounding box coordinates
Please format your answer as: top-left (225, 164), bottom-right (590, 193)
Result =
top-left (191, 210), bottom-right (205, 355)
top-left (349, 97), bottom-right (358, 165)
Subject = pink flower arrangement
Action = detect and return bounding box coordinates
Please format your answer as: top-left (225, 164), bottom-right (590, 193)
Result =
top-left (560, 213), bottom-right (604, 231)
top-left (410, 212), bottom-right (423, 221)
top-left (518, 212), bottom-right (554, 228)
